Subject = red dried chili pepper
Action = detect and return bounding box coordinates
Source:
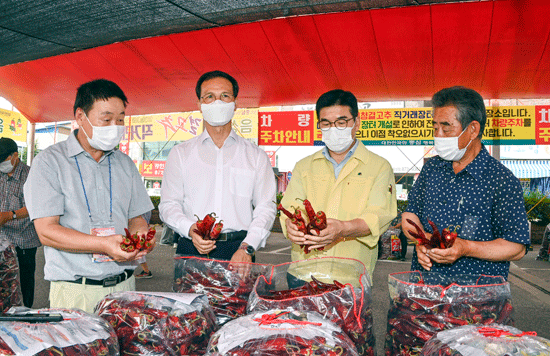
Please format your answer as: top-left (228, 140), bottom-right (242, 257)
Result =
top-left (406, 219), bottom-right (431, 245)
top-left (296, 198), bottom-right (316, 223)
top-left (427, 220), bottom-right (445, 249)
top-left (209, 221), bottom-right (224, 240)
top-left (120, 227), bottom-right (156, 252)
top-left (194, 213), bottom-right (217, 237)
top-left (314, 210), bottom-right (328, 230)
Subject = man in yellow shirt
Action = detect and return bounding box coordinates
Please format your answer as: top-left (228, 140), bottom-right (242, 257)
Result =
top-left (281, 89), bottom-right (397, 281)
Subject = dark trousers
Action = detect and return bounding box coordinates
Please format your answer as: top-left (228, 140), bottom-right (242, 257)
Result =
top-left (175, 234), bottom-right (255, 262)
top-left (538, 224), bottom-right (550, 257)
top-left (15, 246), bottom-right (37, 308)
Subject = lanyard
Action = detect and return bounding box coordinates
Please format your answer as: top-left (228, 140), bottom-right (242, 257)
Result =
top-left (75, 155), bottom-right (112, 221)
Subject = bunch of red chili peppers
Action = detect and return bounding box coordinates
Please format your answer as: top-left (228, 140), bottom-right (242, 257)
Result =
top-left (261, 276), bottom-right (345, 300)
top-left (0, 243), bottom-right (22, 313)
top-left (120, 227), bottom-right (155, 252)
top-left (173, 257), bottom-right (271, 325)
top-left (95, 291), bottom-right (217, 356)
top-left (421, 324), bottom-right (547, 356)
top-left (207, 310), bottom-right (360, 356)
top-left (278, 198), bottom-right (328, 253)
top-left (194, 213), bottom-right (224, 240)
top-left (407, 219), bottom-right (459, 249)
top-left (0, 309), bottom-right (119, 356)
top-left (384, 272), bottom-right (514, 356)
top-left (249, 273), bottom-right (375, 355)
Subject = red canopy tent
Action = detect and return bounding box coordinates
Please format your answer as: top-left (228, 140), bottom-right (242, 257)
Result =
top-left (0, 0), bottom-right (549, 124)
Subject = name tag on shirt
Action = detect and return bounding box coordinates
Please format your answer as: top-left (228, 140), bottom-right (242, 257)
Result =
top-left (91, 226), bottom-right (115, 263)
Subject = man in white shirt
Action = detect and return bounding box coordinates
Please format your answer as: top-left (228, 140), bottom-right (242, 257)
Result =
top-left (159, 71), bottom-right (277, 262)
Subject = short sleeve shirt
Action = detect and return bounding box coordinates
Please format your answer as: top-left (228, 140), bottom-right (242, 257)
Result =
top-left (406, 147), bottom-right (529, 279)
top-left (0, 162), bottom-right (40, 249)
top-left (24, 131), bottom-right (153, 281)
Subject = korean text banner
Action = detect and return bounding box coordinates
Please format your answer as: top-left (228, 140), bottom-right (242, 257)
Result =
top-left (141, 160), bottom-right (165, 178)
top-left (347, 106), bottom-right (546, 146)
top-left (259, 111), bottom-right (314, 146)
top-left (123, 108), bottom-right (258, 143)
top-left (124, 112), bottom-right (203, 143)
top-left (232, 108), bottom-right (259, 143)
top-left (0, 109), bottom-right (27, 143)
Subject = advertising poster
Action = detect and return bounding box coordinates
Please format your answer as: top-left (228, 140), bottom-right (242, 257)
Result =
top-left (0, 109), bottom-right (27, 143)
top-left (141, 160), bottom-right (165, 178)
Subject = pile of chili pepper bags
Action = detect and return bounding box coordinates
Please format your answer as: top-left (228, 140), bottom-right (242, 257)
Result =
top-left (248, 257), bottom-right (375, 356)
top-left (95, 291), bottom-right (217, 356)
top-left (0, 239), bottom-right (22, 313)
top-left (421, 324), bottom-right (550, 356)
top-left (0, 307), bottom-right (119, 355)
top-left (206, 309), bottom-right (359, 356)
top-left (385, 271), bottom-right (514, 356)
top-left (173, 257), bottom-right (271, 325)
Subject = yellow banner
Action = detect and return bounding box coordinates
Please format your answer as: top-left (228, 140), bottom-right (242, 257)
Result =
top-left (124, 112), bottom-right (203, 143)
top-left (232, 108), bottom-right (259, 143)
top-left (0, 109), bottom-right (27, 143)
top-left (351, 106), bottom-right (537, 146)
top-left (124, 108), bottom-right (258, 143)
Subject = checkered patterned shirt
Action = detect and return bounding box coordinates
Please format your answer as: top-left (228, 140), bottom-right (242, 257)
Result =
top-left (0, 161), bottom-right (41, 249)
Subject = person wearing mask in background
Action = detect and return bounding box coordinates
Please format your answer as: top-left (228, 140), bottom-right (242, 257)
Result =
top-left (0, 138), bottom-right (41, 307)
top-left (24, 79), bottom-right (155, 313)
top-left (402, 86), bottom-right (529, 280)
top-left (160, 70), bottom-right (277, 263)
top-left (281, 89), bottom-right (397, 282)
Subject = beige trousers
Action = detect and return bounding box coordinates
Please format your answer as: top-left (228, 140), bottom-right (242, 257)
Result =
top-left (49, 275), bottom-right (135, 314)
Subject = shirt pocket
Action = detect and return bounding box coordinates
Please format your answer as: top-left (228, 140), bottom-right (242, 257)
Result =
top-left (7, 193), bottom-right (20, 211)
top-left (229, 167), bottom-right (254, 199)
top-left (341, 176), bottom-right (374, 215)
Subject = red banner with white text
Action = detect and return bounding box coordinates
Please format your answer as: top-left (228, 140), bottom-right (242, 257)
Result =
top-left (258, 111), bottom-right (314, 145)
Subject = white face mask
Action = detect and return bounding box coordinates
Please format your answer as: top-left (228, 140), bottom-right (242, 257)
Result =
top-left (434, 126), bottom-right (472, 161)
top-left (82, 113), bottom-right (125, 151)
top-left (0, 157), bottom-right (14, 174)
top-left (201, 100), bottom-right (235, 126)
top-left (322, 127), bottom-right (355, 153)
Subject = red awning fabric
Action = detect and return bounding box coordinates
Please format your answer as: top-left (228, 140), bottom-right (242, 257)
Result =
top-left (1, 0), bottom-right (550, 123)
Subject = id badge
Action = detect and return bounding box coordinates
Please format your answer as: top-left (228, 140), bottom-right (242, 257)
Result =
top-left (91, 222), bottom-right (116, 263)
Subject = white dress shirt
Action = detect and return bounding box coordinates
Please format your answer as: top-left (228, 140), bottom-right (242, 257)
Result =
top-left (159, 129), bottom-right (277, 250)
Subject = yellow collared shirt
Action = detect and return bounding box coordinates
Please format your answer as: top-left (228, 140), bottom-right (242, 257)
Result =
top-left (281, 142), bottom-right (397, 278)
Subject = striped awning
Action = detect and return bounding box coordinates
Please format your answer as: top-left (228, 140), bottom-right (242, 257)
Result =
top-left (502, 160), bottom-right (550, 179)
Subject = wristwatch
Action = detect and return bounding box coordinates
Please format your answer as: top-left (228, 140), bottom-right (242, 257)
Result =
top-left (239, 243), bottom-right (255, 256)
top-left (11, 211), bottom-right (16, 220)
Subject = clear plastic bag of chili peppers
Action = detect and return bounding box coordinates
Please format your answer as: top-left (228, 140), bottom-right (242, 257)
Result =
top-left (0, 307), bottom-right (119, 355)
top-left (95, 291), bottom-right (217, 356)
top-left (384, 271), bottom-right (514, 356)
top-left (421, 324), bottom-right (550, 356)
top-left (206, 309), bottom-right (360, 356)
top-left (173, 256), bottom-right (272, 325)
top-left (247, 257), bottom-right (375, 356)
top-left (0, 239), bottom-right (22, 313)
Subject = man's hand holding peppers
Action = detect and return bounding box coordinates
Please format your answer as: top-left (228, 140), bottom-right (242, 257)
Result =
top-left (402, 212), bottom-right (525, 271)
top-left (189, 222), bottom-right (217, 255)
top-left (281, 200), bottom-right (370, 252)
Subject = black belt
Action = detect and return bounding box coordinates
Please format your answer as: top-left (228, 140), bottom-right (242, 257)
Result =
top-left (68, 270), bottom-right (134, 287)
top-left (216, 230), bottom-right (247, 242)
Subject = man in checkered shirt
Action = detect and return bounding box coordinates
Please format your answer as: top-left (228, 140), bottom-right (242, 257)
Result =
top-left (0, 137), bottom-right (41, 308)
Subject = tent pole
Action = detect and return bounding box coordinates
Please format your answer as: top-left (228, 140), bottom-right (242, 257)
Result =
top-left (27, 122), bottom-right (36, 166)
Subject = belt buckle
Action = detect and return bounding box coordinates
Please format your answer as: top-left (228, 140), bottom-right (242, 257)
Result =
top-left (102, 275), bottom-right (120, 287)
top-left (218, 233), bottom-right (227, 242)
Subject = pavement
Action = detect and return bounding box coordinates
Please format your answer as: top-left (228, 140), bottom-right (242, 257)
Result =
top-left (31, 229), bottom-right (550, 355)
